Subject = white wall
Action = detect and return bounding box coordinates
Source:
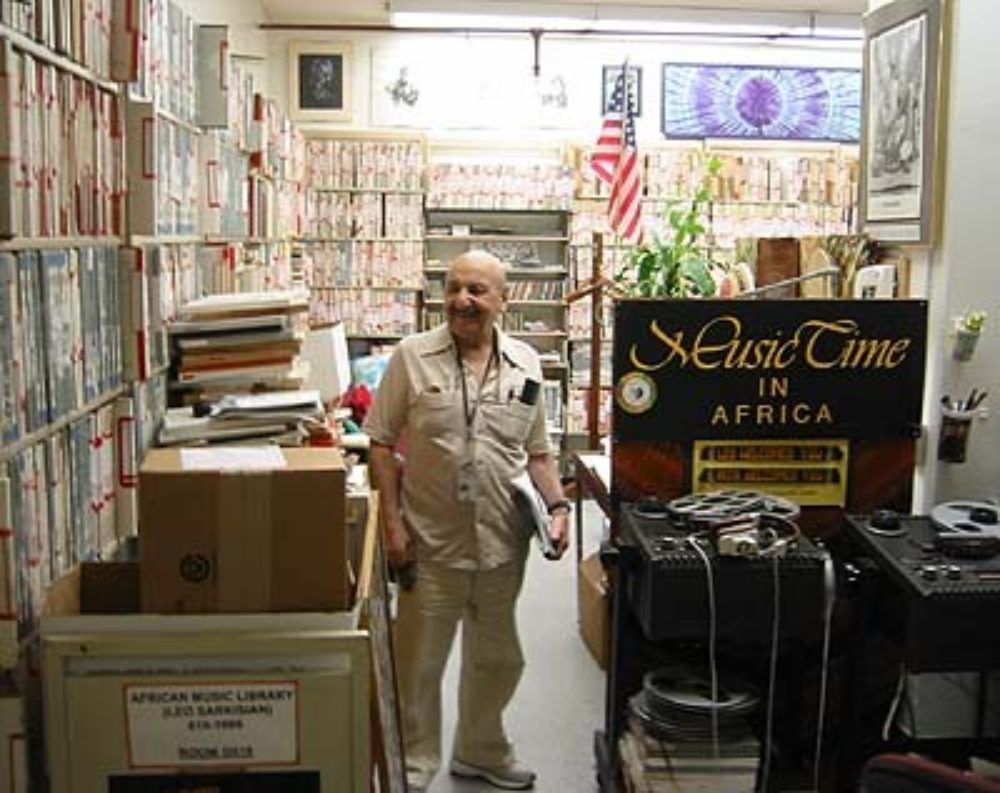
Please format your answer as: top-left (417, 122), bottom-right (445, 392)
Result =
top-left (924, 0), bottom-right (1000, 504)
top-left (175, 0), bottom-right (270, 59)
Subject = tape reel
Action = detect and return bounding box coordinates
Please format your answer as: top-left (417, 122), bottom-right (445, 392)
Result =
top-left (667, 490), bottom-right (801, 529)
top-left (930, 501), bottom-right (1000, 537)
top-left (629, 666), bottom-right (759, 741)
top-left (643, 668), bottom-right (759, 716)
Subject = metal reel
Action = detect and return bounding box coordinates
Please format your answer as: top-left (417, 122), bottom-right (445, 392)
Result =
top-left (666, 490), bottom-right (800, 529)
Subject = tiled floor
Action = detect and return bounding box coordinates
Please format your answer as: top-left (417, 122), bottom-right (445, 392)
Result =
top-left (419, 502), bottom-right (607, 793)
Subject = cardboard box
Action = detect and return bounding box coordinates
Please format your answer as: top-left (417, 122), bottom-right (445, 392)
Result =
top-left (139, 447), bottom-right (347, 614)
top-left (578, 552), bottom-right (609, 670)
top-left (42, 562), bottom-right (141, 616)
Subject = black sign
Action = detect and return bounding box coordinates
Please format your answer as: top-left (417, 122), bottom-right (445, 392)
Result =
top-left (613, 299), bottom-right (927, 442)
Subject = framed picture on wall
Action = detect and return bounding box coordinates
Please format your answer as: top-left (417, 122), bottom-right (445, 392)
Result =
top-left (659, 64), bottom-right (860, 141)
top-left (860, 0), bottom-right (946, 246)
top-left (289, 41), bottom-right (352, 122)
top-left (602, 65), bottom-right (642, 116)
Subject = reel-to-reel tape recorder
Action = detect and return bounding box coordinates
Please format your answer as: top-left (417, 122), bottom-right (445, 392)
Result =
top-left (619, 490), bottom-right (827, 642)
top-left (842, 500), bottom-right (1000, 669)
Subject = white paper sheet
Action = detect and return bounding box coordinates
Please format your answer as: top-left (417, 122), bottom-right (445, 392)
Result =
top-left (180, 446), bottom-right (287, 471)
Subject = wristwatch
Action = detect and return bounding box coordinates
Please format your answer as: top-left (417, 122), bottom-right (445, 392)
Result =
top-left (547, 498), bottom-right (571, 515)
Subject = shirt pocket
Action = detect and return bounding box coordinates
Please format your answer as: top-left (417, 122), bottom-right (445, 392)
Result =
top-left (413, 390), bottom-right (461, 437)
top-left (482, 400), bottom-right (536, 447)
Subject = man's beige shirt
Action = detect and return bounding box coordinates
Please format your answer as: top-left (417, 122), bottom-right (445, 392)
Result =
top-left (364, 324), bottom-right (551, 569)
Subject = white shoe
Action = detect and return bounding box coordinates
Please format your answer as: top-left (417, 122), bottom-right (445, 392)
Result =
top-left (406, 768), bottom-right (432, 792)
top-left (450, 758), bottom-right (536, 790)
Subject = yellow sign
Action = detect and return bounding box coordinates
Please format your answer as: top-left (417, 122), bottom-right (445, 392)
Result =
top-left (693, 439), bottom-right (849, 507)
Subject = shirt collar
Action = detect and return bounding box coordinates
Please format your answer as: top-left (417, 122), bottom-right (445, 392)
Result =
top-left (418, 324), bottom-right (528, 372)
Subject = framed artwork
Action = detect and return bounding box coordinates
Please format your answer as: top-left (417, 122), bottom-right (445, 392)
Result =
top-left (289, 41), bottom-right (352, 122)
top-left (860, 0), bottom-right (946, 246)
top-left (660, 63), bottom-right (861, 142)
top-left (602, 65), bottom-right (642, 116)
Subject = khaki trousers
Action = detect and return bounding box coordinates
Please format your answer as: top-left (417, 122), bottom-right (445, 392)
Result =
top-left (395, 557), bottom-right (527, 779)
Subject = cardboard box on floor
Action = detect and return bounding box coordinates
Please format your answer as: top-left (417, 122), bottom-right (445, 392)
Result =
top-left (578, 552), bottom-right (609, 670)
top-left (139, 446), bottom-right (347, 614)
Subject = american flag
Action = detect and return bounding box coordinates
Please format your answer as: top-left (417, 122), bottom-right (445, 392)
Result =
top-left (591, 66), bottom-right (643, 244)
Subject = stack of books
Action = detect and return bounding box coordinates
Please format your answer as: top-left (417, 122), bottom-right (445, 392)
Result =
top-left (168, 289), bottom-right (311, 403)
top-left (158, 390), bottom-right (326, 447)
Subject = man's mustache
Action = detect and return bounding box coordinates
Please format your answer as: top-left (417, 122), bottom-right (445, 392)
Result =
top-left (450, 307), bottom-right (480, 318)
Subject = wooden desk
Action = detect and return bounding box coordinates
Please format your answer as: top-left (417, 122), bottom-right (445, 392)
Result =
top-left (573, 452), bottom-right (611, 563)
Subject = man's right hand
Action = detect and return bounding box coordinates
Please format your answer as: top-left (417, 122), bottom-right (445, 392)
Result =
top-left (383, 516), bottom-right (415, 569)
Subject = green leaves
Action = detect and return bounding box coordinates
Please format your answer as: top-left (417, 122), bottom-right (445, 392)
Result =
top-left (617, 155), bottom-right (721, 298)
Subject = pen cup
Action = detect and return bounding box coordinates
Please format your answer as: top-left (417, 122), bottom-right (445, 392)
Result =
top-left (937, 407), bottom-right (976, 463)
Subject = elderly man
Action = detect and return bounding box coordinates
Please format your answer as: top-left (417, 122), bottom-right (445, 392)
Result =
top-left (365, 250), bottom-right (569, 791)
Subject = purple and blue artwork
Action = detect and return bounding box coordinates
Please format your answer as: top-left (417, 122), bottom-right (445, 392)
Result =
top-left (661, 64), bottom-right (861, 142)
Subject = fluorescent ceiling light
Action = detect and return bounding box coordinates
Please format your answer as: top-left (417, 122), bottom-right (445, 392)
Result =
top-left (391, 11), bottom-right (592, 29)
top-left (390, 4), bottom-right (862, 40)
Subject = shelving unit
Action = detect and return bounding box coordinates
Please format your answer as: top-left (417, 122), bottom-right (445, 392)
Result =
top-left (423, 205), bottom-right (572, 463)
top-left (0, 9), bottom-right (137, 686)
top-left (298, 132), bottom-right (426, 348)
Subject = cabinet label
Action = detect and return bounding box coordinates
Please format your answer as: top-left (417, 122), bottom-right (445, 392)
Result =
top-left (124, 681), bottom-right (298, 767)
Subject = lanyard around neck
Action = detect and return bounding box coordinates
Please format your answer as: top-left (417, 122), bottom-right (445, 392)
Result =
top-left (455, 335), bottom-right (498, 440)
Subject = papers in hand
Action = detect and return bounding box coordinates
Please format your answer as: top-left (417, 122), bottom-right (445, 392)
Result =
top-left (510, 471), bottom-right (558, 560)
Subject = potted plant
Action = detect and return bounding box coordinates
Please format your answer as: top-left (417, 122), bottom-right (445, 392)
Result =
top-left (953, 309), bottom-right (986, 361)
top-left (615, 157), bottom-right (722, 298)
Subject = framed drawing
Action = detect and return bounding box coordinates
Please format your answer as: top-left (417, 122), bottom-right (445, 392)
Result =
top-left (602, 65), bottom-right (642, 117)
top-left (860, 0), bottom-right (947, 246)
top-left (660, 64), bottom-right (860, 142)
top-left (289, 41), bottom-right (352, 122)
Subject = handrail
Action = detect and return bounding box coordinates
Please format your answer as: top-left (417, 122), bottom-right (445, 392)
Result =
top-left (735, 266), bottom-right (842, 299)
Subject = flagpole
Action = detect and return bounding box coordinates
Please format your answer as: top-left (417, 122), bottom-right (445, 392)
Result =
top-left (589, 231), bottom-right (604, 450)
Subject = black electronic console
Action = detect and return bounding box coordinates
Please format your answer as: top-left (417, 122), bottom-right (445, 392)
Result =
top-left (842, 502), bottom-right (1000, 670)
top-left (619, 491), bottom-right (829, 643)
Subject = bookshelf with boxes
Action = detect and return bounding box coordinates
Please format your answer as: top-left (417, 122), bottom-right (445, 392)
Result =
top-left (573, 141), bottom-right (859, 263)
top-left (0, 0), bottom-right (139, 737)
top-left (197, 53), bottom-right (310, 297)
top-left (298, 132), bottom-right (425, 381)
top-left (120, 11), bottom-right (312, 411)
top-left (423, 157), bottom-right (575, 464)
top-left (119, 0), bottom-right (220, 455)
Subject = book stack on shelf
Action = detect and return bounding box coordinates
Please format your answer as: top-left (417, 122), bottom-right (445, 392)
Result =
top-left (158, 388), bottom-right (325, 447)
top-left (299, 134), bottom-right (425, 339)
top-left (168, 289), bottom-right (311, 404)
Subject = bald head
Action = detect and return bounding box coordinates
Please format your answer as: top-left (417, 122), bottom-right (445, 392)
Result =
top-left (448, 250), bottom-right (507, 291)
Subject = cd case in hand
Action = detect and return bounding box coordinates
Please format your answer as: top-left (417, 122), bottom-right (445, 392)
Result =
top-left (510, 471), bottom-right (558, 559)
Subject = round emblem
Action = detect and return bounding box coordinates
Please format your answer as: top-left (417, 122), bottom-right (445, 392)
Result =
top-left (616, 372), bottom-right (657, 415)
top-left (179, 554), bottom-right (212, 583)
